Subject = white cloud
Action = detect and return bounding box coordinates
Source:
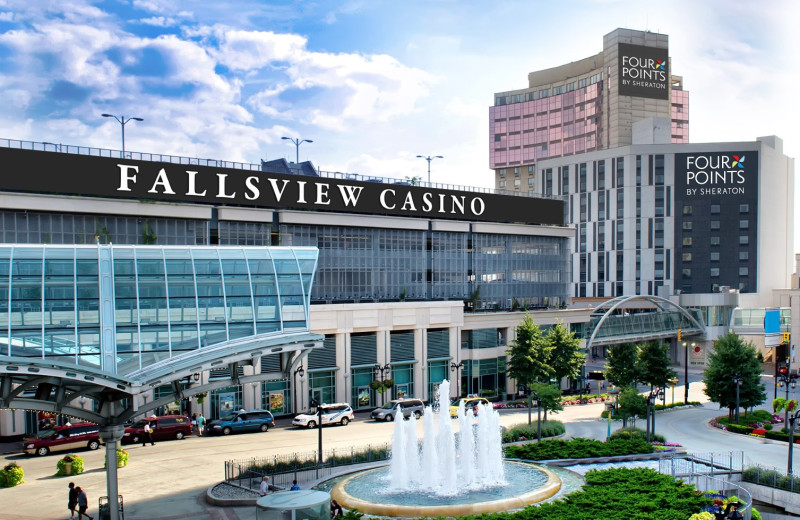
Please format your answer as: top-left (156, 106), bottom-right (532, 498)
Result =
top-left (0, 11), bottom-right (13, 21)
top-left (137, 16), bottom-right (179, 27)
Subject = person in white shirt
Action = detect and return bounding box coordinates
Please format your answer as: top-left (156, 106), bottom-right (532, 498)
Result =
top-left (142, 421), bottom-right (155, 446)
top-left (259, 476), bottom-right (277, 496)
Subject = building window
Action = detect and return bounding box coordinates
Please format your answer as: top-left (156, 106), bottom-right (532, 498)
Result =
top-left (739, 267), bottom-right (749, 276)
top-left (514, 179), bottom-right (521, 188)
top-left (514, 167), bottom-right (520, 175)
top-left (682, 253), bottom-right (692, 262)
top-left (528, 177), bottom-right (534, 186)
top-left (739, 220), bottom-right (749, 229)
top-left (499, 169), bottom-right (506, 177)
top-left (710, 236), bottom-right (720, 246)
top-left (682, 205), bottom-right (692, 215)
top-left (710, 252), bottom-right (720, 261)
top-left (710, 220), bottom-right (720, 230)
top-left (739, 235), bottom-right (749, 245)
top-left (494, 134), bottom-right (502, 142)
top-left (682, 237), bottom-right (692, 246)
top-left (528, 165), bottom-right (534, 173)
top-left (499, 180), bottom-right (506, 189)
top-left (711, 204), bottom-right (720, 214)
top-left (682, 221), bottom-right (692, 231)
top-left (739, 204), bottom-right (749, 213)
top-left (739, 251), bottom-right (749, 260)
top-left (710, 268), bottom-right (720, 277)
top-left (682, 269), bottom-right (691, 279)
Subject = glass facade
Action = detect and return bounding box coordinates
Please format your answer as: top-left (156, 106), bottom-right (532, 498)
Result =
top-left (0, 245), bottom-right (318, 376)
top-left (461, 358), bottom-right (507, 399)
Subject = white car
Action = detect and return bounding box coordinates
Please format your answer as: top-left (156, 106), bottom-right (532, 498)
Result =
top-left (292, 403), bottom-right (354, 428)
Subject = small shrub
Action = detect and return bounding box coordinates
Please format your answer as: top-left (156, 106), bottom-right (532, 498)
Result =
top-left (55, 454), bottom-right (85, 476)
top-left (0, 462), bottom-right (24, 487)
top-left (726, 423), bottom-right (754, 435)
top-left (103, 449), bottom-right (129, 468)
top-left (610, 426), bottom-right (666, 444)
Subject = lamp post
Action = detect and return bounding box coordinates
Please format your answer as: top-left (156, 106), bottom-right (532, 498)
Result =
top-left (607, 386), bottom-right (619, 439)
top-left (281, 136), bottom-right (313, 163)
top-left (309, 397), bottom-right (323, 464)
top-left (682, 341), bottom-right (695, 404)
top-left (645, 387), bottom-right (665, 442)
top-left (732, 374), bottom-right (743, 424)
top-left (788, 409), bottom-right (800, 475)
top-left (101, 114), bottom-right (143, 157)
top-left (416, 155), bottom-right (443, 184)
top-left (529, 389), bottom-right (541, 441)
top-left (450, 361), bottom-right (464, 397)
top-left (374, 363), bottom-right (391, 405)
top-left (293, 365), bottom-right (305, 413)
top-left (777, 366), bottom-right (798, 428)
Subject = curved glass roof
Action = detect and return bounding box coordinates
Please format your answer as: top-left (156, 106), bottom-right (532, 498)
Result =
top-left (0, 245), bottom-right (318, 376)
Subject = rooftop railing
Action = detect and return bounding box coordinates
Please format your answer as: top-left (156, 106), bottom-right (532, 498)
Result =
top-left (1, 138), bottom-right (557, 200)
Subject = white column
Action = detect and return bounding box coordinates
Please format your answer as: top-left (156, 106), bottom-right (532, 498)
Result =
top-left (414, 328), bottom-right (425, 401)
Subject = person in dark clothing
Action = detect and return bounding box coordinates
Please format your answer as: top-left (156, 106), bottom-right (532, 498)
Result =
top-left (142, 420), bottom-right (155, 446)
top-left (330, 499), bottom-right (343, 518)
top-left (68, 482), bottom-right (79, 520)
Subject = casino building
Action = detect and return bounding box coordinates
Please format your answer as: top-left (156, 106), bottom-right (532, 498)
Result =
top-left (0, 140), bottom-right (585, 438)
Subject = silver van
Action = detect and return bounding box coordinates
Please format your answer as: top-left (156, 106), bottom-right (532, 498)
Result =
top-left (370, 398), bottom-right (425, 421)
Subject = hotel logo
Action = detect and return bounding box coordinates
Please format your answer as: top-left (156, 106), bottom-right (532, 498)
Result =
top-left (617, 43), bottom-right (669, 100)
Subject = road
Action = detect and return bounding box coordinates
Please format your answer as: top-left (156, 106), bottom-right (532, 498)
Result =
top-left (0, 377), bottom-right (794, 520)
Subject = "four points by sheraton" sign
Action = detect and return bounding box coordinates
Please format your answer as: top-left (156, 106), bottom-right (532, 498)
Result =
top-left (0, 147), bottom-right (564, 226)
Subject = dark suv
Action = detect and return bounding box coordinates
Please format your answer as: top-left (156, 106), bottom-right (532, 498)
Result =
top-left (205, 409), bottom-right (275, 436)
top-left (370, 398), bottom-right (425, 421)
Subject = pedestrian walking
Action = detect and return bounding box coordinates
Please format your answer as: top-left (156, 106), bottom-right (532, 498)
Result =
top-left (196, 413), bottom-right (205, 436)
top-left (68, 481), bottom-right (79, 520)
top-left (142, 421), bottom-right (155, 446)
top-left (191, 413), bottom-right (197, 434)
top-left (75, 486), bottom-right (93, 520)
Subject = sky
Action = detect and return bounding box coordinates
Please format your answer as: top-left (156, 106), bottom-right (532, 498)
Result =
top-left (0, 0), bottom-right (798, 247)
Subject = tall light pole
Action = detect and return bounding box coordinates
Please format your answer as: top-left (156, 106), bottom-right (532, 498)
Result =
top-left (732, 374), bottom-right (743, 424)
top-left (682, 341), bottom-right (695, 404)
top-left (416, 155), bottom-right (443, 183)
top-left (101, 114), bottom-right (143, 157)
top-left (450, 361), bottom-right (464, 398)
top-left (281, 136), bottom-right (313, 163)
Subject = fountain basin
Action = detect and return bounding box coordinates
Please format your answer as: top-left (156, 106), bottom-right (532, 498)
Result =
top-left (330, 461), bottom-right (561, 518)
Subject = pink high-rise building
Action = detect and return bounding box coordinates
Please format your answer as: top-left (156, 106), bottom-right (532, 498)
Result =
top-left (490, 28), bottom-right (689, 193)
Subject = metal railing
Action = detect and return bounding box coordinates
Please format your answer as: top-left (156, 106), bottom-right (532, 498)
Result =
top-left (224, 443), bottom-right (390, 491)
top-left (680, 473), bottom-right (752, 520)
top-left (742, 464), bottom-right (800, 494)
top-left (659, 451), bottom-right (745, 477)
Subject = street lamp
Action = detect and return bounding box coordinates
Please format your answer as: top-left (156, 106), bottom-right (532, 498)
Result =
top-left (732, 374), bottom-right (743, 424)
top-left (294, 365), bottom-right (305, 413)
top-left (529, 389), bottom-right (542, 441)
top-left (416, 155), bottom-right (443, 184)
top-left (101, 114), bottom-right (143, 157)
top-left (645, 387), bottom-right (665, 442)
top-left (682, 341), bottom-right (695, 404)
top-left (309, 397), bottom-right (323, 464)
top-left (281, 136), bottom-right (313, 163)
top-left (777, 366), bottom-right (798, 428)
top-left (606, 386), bottom-right (619, 439)
top-left (374, 363), bottom-right (391, 405)
top-left (450, 362), bottom-right (464, 397)
top-left (788, 409), bottom-right (800, 475)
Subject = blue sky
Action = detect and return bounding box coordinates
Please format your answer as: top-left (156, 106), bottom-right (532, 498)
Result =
top-left (0, 0), bottom-right (798, 246)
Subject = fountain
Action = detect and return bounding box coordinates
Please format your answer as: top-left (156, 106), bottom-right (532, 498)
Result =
top-left (330, 380), bottom-right (563, 517)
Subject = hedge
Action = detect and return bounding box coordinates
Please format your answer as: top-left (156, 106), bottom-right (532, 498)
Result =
top-left (504, 437), bottom-right (654, 461)
top-left (502, 421), bottom-right (565, 443)
top-left (610, 426), bottom-right (665, 444)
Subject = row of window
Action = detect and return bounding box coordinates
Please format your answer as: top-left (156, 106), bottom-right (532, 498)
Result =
top-left (683, 220), bottom-right (749, 231)
top-left (682, 236), bottom-right (750, 246)
top-left (683, 204), bottom-right (749, 215)
top-left (682, 267), bottom-right (749, 278)
top-left (682, 252), bottom-right (749, 262)
top-left (493, 73), bottom-right (603, 106)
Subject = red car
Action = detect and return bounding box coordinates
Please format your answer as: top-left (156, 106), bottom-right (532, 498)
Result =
top-left (121, 415), bottom-right (192, 444)
top-left (24, 422), bottom-right (101, 456)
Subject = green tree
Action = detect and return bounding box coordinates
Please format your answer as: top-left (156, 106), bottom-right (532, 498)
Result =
top-left (605, 343), bottom-right (641, 388)
top-left (703, 332), bottom-right (766, 419)
top-left (506, 315), bottom-right (553, 391)
top-left (617, 385), bottom-right (647, 428)
top-left (546, 320), bottom-right (585, 383)
top-left (637, 342), bottom-right (676, 391)
top-left (529, 382), bottom-right (563, 421)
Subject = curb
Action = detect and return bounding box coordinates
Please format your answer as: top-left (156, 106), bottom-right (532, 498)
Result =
top-left (205, 482), bottom-right (259, 507)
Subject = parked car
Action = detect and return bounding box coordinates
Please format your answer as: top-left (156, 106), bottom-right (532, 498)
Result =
top-left (121, 415), bottom-right (192, 444)
top-left (204, 409), bottom-right (275, 436)
top-left (449, 396), bottom-right (490, 418)
top-left (292, 403), bottom-right (354, 428)
top-left (23, 422), bottom-right (101, 456)
top-left (370, 398), bottom-right (425, 421)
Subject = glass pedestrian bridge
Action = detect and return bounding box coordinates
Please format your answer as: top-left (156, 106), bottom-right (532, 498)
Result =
top-left (0, 245), bottom-right (323, 424)
top-left (586, 295), bottom-right (705, 351)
